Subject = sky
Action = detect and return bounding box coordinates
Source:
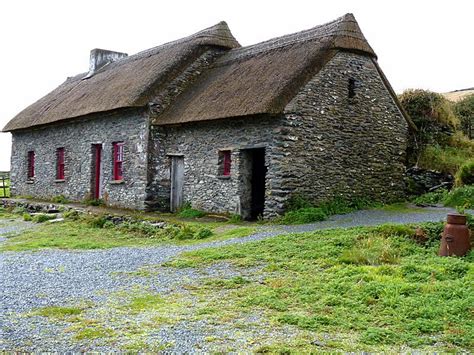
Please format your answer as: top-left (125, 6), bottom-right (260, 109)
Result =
top-left (0, 0), bottom-right (472, 171)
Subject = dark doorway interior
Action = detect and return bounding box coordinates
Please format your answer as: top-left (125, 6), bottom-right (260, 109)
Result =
top-left (91, 144), bottom-right (102, 199)
top-left (240, 148), bottom-right (267, 220)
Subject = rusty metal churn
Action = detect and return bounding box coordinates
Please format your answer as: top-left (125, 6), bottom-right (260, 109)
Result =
top-left (439, 213), bottom-right (471, 257)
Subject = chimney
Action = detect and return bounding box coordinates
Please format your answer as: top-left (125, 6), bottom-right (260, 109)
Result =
top-left (83, 48), bottom-right (128, 79)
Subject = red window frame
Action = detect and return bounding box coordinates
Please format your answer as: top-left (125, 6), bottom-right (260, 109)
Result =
top-left (113, 142), bottom-right (124, 181)
top-left (27, 151), bottom-right (35, 179)
top-left (222, 150), bottom-right (231, 176)
top-left (56, 148), bottom-right (65, 180)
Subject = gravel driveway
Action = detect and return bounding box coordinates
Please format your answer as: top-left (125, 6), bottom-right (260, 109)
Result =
top-left (0, 206), bottom-right (465, 352)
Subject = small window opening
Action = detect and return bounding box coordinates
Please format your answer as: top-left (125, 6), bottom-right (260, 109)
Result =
top-left (348, 78), bottom-right (356, 99)
top-left (218, 150), bottom-right (231, 176)
top-left (27, 151), bottom-right (35, 180)
top-left (56, 148), bottom-right (65, 180)
top-left (113, 142), bottom-right (124, 181)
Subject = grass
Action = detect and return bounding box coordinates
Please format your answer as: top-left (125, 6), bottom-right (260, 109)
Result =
top-left (0, 178), bottom-right (10, 197)
top-left (0, 216), bottom-right (256, 251)
top-left (33, 306), bottom-right (82, 319)
top-left (414, 185), bottom-right (474, 209)
top-left (165, 225), bottom-right (474, 351)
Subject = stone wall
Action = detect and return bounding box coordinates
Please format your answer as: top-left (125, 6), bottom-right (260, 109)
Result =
top-left (147, 116), bottom-right (283, 216)
top-left (10, 109), bottom-right (149, 209)
top-left (279, 51), bottom-right (408, 204)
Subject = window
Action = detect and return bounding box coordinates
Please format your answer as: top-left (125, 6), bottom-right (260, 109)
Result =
top-left (56, 148), bottom-right (65, 180)
top-left (113, 142), bottom-right (124, 181)
top-left (218, 150), bottom-right (231, 176)
top-left (27, 151), bottom-right (35, 180)
top-left (348, 78), bottom-right (356, 98)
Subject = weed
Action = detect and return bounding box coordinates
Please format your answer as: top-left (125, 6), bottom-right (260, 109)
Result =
top-left (413, 189), bottom-right (448, 206)
top-left (32, 213), bottom-right (56, 223)
top-left (23, 213), bottom-right (32, 221)
top-left (178, 207), bottom-right (206, 218)
top-left (280, 207), bottom-right (327, 224)
top-left (228, 213), bottom-right (242, 223)
top-left (84, 198), bottom-right (105, 206)
top-left (51, 194), bottom-right (69, 204)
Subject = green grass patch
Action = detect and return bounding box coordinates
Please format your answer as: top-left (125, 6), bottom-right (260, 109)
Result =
top-left (418, 145), bottom-right (474, 176)
top-left (167, 224), bottom-right (474, 350)
top-left (414, 186), bottom-right (474, 209)
top-left (33, 306), bottom-right (82, 319)
top-left (0, 214), bottom-right (256, 251)
top-left (73, 324), bottom-right (115, 340)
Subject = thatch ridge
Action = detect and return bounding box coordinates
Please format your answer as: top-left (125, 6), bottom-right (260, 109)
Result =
top-left (155, 13), bottom-right (377, 125)
top-left (3, 21), bottom-right (240, 132)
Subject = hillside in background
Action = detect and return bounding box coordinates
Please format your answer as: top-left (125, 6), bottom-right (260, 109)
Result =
top-left (442, 87), bottom-right (474, 102)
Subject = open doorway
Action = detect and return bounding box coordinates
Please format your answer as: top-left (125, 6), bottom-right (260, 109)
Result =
top-left (240, 148), bottom-right (267, 220)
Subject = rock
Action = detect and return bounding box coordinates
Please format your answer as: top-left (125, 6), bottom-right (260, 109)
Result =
top-left (405, 167), bottom-right (453, 195)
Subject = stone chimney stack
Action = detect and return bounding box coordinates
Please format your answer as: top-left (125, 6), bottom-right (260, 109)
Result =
top-left (84, 48), bottom-right (128, 79)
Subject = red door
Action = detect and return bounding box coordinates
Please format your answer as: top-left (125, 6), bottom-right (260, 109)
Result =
top-left (92, 144), bottom-right (102, 199)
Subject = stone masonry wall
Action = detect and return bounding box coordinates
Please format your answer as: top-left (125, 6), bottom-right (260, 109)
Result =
top-left (10, 109), bottom-right (149, 209)
top-left (279, 51), bottom-right (408, 205)
top-left (147, 116), bottom-right (283, 216)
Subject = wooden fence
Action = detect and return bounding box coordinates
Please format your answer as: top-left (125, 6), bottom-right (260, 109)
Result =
top-left (0, 171), bottom-right (10, 198)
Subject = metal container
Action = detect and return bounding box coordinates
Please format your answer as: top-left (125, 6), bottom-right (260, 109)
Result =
top-left (439, 214), bottom-right (471, 257)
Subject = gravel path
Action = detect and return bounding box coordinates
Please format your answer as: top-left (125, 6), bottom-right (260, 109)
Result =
top-left (0, 206), bottom-right (467, 352)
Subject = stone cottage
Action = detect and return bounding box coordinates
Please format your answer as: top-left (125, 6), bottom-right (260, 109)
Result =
top-left (3, 14), bottom-right (413, 219)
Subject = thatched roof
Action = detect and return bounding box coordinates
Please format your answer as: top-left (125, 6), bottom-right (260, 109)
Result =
top-left (3, 22), bottom-right (240, 132)
top-left (155, 13), bottom-right (379, 125)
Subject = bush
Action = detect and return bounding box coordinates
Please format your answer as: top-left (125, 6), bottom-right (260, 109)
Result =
top-left (51, 195), bottom-right (69, 204)
top-left (455, 160), bottom-right (474, 186)
top-left (455, 94), bottom-right (474, 139)
top-left (23, 213), bottom-right (32, 221)
top-left (418, 144), bottom-right (473, 175)
top-left (280, 207), bottom-right (327, 224)
top-left (33, 213), bottom-right (56, 223)
top-left (444, 185), bottom-right (474, 209)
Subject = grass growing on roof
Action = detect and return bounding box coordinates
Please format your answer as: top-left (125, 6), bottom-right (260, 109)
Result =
top-left (166, 224), bottom-right (474, 351)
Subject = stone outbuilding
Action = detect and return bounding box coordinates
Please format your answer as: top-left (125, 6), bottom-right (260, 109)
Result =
top-left (3, 14), bottom-right (413, 219)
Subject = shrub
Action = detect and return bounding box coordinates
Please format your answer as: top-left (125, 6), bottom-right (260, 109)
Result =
top-left (455, 94), bottom-right (474, 139)
top-left (33, 213), bottom-right (56, 223)
top-left (455, 160), bottom-right (474, 186)
top-left (280, 207), bottom-right (327, 224)
top-left (444, 185), bottom-right (474, 209)
top-left (418, 144), bottom-right (473, 175)
top-left (23, 213), bottom-right (32, 221)
top-left (51, 195), bottom-right (69, 204)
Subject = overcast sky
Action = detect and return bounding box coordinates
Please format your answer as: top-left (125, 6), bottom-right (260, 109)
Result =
top-left (0, 0), bottom-right (472, 170)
